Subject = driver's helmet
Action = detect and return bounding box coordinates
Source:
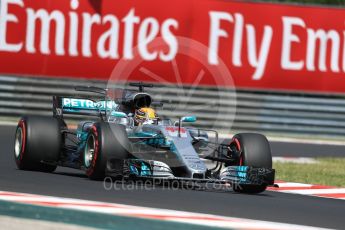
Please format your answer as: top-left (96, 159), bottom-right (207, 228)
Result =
top-left (134, 107), bottom-right (157, 125)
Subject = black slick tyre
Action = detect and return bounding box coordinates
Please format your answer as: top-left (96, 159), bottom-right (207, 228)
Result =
top-left (14, 116), bottom-right (63, 172)
top-left (231, 133), bottom-right (272, 194)
top-left (83, 122), bottom-right (129, 180)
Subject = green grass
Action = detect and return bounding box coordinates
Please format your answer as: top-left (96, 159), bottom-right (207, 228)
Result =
top-left (273, 158), bottom-right (345, 187)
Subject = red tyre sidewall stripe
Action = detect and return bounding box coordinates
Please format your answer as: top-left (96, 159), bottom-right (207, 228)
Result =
top-left (87, 126), bottom-right (99, 176)
top-left (231, 137), bottom-right (243, 166)
top-left (18, 119), bottom-right (26, 161)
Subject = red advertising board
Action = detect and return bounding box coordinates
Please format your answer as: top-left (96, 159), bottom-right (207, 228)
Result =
top-left (1, 0), bottom-right (345, 93)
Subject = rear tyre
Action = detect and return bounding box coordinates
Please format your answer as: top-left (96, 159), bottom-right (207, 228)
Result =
top-left (14, 116), bottom-right (63, 172)
top-left (231, 133), bottom-right (272, 194)
top-left (83, 122), bottom-right (129, 180)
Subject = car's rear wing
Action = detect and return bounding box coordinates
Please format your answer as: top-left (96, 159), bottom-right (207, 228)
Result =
top-left (53, 96), bottom-right (117, 118)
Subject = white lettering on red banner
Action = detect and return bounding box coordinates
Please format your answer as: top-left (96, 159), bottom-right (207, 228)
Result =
top-left (1, 0), bottom-right (345, 93)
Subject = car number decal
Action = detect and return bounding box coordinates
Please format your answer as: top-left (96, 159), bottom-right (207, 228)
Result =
top-left (165, 127), bottom-right (187, 137)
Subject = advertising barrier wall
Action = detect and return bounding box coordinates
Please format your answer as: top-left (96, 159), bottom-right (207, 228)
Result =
top-left (1, 0), bottom-right (345, 93)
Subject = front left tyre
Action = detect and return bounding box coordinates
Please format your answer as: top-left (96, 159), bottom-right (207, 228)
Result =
top-left (231, 133), bottom-right (272, 194)
top-left (14, 116), bottom-right (63, 172)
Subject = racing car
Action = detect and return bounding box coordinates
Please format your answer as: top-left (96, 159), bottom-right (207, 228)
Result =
top-left (14, 82), bottom-right (275, 193)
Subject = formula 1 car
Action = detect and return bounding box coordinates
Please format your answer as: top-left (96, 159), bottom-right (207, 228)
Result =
top-left (14, 83), bottom-right (275, 193)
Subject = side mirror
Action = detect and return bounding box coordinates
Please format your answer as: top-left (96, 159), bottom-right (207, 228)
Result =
top-left (110, 111), bottom-right (127, 118)
top-left (181, 116), bottom-right (197, 123)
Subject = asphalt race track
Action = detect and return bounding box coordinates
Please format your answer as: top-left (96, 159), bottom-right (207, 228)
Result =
top-left (0, 125), bottom-right (344, 229)
top-left (270, 141), bottom-right (345, 157)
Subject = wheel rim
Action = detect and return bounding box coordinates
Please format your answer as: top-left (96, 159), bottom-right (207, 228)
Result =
top-left (84, 134), bottom-right (95, 168)
top-left (14, 127), bottom-right (23, 159)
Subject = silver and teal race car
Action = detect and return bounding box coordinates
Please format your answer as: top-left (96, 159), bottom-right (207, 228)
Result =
top-left (14, 83), bottom-right (275, 194)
